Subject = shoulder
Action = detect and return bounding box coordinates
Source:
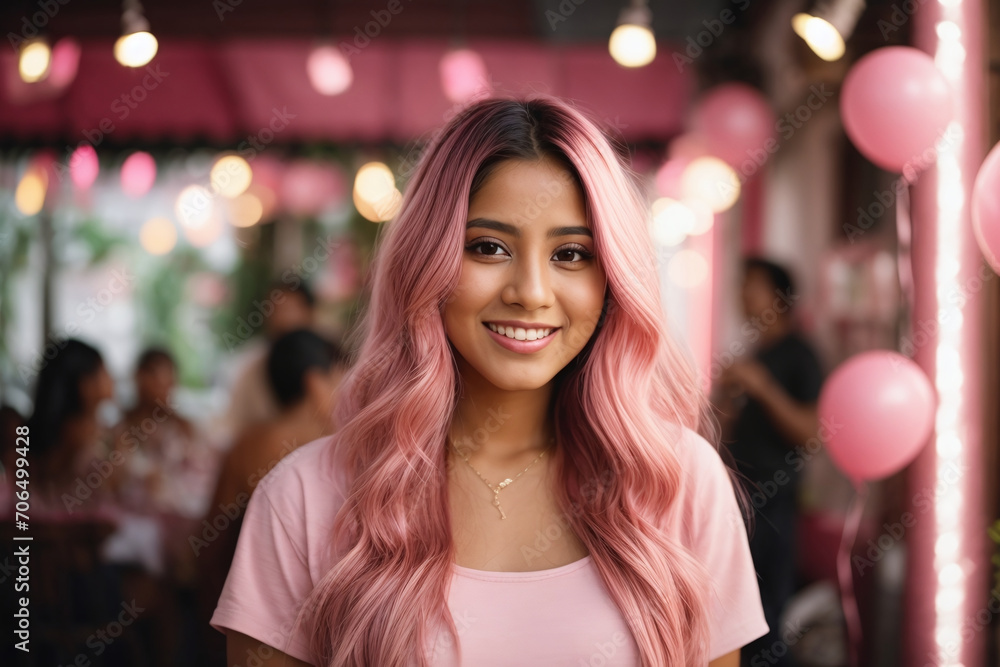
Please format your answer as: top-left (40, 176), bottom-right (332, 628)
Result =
top-left (668, 424), bottom-right (731, 487)
top-left (253, 434), bottom-right (346, 513)
top-left (664, 424), bottom-right (744, 546)
top-left (230, 434), bottom-right (348, 582)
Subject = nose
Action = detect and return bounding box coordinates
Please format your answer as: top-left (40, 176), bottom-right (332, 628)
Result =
top-left (502, 250), bottom-right (554, 311)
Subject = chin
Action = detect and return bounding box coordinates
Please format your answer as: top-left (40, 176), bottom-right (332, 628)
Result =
top-left (480, 367), bottom-right (559, 392)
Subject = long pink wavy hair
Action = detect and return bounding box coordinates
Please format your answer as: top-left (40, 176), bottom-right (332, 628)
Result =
top-left (298, 95), bottom-right (733, 666)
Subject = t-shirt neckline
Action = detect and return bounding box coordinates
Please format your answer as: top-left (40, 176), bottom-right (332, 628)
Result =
top-left (451, 554), bottom-right (593, 581)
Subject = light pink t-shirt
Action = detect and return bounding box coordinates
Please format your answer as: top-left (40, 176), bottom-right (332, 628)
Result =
top-left (211, 425), bottom-right (769, 665)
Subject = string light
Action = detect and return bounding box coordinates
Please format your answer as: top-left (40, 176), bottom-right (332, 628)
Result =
top-left (114, 0), bottom-right (158, 68)
top-left (18, 38), bottom-right (51, 83)
top-left (792, 0), bottom-right (866, 61)
top-left (609, 0), bottom-right (656, 68)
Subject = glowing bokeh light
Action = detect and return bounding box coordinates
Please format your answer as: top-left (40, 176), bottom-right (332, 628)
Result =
top-left (228, 192), bottom-right (264, 228)
top-left (15, 169), bottom-right (47, 216)
top-left (667, 249), bottom-right (709, 288)
top-left (608, 24), bottom-right (656, 68)
top-left (791, 14), bottom-right (846, 61)
top-left (19, 39), bottom-right (51, 82)
top-left (48, 38), bottom-right (81, 89)
top-left (70, 145), bottom-right (99, 190)
top-left (440, 49), bottom-right (491, 103)
top-left (176, 185), bottom-right (214, 229)
top-left (211, 155), bottom-right (253, 198)
top-left (182, 214), bottom-right (224, 247)
top-left (114, 31), bottom-right (158, 68)
top-left (139, 217), bottom-right (177, 255)
top-left (353, 161), bottom-right (402, 222)
top-left (307, 45), bottom-right (353, 96)
top-left (681, 156), bottom-right (741, 213)
top-left (121, 151), bottom-right (157, 197)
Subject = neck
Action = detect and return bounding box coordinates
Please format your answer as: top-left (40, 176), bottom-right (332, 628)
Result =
top-left (278, 400), bottom-right (333, 444)
top-left (448, 360), bottom-right (556, 466)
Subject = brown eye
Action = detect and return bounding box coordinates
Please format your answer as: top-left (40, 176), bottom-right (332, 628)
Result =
top-left (465, 238), bottom-right (510, 258)
top-left (553, 245), bottom-right (593, 263)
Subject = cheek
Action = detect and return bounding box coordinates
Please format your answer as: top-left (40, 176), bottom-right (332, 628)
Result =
top-left (446, 263), bottom-right (493, 325)
top-left (562, 273), bottom-right (606, 340)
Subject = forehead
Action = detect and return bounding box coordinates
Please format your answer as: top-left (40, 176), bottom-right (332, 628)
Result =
top-left (468, 157), bottom-right (587, 225)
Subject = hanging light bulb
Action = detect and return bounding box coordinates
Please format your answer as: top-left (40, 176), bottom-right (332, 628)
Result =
top-left (19, 38), bottom-right (52, 83)
top-left (115, 0), bottom-right (158, 68)
top-left (792, 0), bottom-right (866, 62)
top-left (609, 0), bottom-right (656, 68)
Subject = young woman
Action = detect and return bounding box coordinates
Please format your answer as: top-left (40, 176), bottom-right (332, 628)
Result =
top-left (211, 96), bottom-right (769, 666)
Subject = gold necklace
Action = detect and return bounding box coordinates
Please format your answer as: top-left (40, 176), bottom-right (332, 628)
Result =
top-left (449, 436), bottom-right (552, 520)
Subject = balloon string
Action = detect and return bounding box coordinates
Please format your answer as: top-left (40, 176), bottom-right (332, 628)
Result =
top-left (837, 481), bottom-right (869, 667)
top-left (895, 177), bottom-right (915, 344)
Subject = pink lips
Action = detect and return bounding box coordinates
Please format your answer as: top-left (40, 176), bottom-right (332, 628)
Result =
top-left (483, 323), bottom-right (559, 353)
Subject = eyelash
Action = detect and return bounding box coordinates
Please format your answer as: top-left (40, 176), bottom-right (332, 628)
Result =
top-left (465, 237), bottom-right (594, 263)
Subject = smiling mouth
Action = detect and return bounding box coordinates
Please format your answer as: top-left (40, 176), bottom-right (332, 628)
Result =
top-left (483, 322), bottom-right (559, 341)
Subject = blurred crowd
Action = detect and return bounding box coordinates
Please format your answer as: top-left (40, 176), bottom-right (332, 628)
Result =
top-left (0, 281), bottom-right (347, 666)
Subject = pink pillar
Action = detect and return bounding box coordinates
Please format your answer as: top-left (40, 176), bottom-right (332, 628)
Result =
top-left (903, 0), bottom-right (990, 665)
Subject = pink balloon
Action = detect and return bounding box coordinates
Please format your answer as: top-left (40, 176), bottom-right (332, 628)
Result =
top-left (818, 350), bottom-right (936, 482)
top-left (691, 83), bottom-right (775, 169)
top-left (841, 47), bottom-right (952, 174)
top-left (972, 140), bottom-right (1000, 274)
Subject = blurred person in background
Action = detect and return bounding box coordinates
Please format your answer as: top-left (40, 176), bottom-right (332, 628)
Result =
top-left (112, 347), bottom-right (216, 520)
top-left (198, 328), bottom-right (346, 666)
top-left (25, 338), bottom-right (117, 514)
top-left (715, 257), bottom-right (825, 667)
top-left (222, 280), bottom-right (318, 438)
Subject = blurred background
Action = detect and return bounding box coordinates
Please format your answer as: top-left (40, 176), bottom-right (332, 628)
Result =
top-left (0, 0), bottom-right (998, 665)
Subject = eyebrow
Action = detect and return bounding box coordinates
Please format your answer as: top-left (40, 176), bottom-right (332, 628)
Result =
top-left (465, 218), bottom-right (593, 239)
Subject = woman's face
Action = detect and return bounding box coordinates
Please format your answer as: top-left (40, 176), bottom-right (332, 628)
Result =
top-left (443, 156), bottom-right (607, 392)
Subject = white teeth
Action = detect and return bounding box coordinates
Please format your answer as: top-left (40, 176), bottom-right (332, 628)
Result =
top-left (487, 323), bottom-right (553, 340)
